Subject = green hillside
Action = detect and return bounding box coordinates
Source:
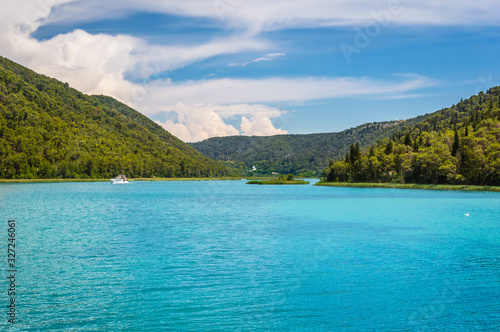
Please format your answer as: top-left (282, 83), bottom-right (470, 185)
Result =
top-left (0, 56), bottom-right (228, 179)
top-left (323, 88), bottom-right (500, 186)
top-left (190, 116), bottom-right (430, 176)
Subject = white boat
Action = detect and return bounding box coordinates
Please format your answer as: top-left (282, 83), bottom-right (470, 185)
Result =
top-left (110, 174), bottom-right (129, 184)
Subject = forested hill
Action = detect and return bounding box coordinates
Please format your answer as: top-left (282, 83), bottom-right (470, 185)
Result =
top-left (0, 56), bottom-right (228, 179)
top-left (189, 116), bottom-right (429, 176)
top-left (323, 88), bottom-right (500, 186)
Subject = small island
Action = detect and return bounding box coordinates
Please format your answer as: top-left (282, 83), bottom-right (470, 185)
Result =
top-left (246, 174), bottom-right (309, 185)
top-left (246, 180), bottom-right (310, 185)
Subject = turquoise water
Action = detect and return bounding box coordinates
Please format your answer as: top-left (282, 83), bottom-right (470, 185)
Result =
top-left (1, 180), bottom-right (499, 331)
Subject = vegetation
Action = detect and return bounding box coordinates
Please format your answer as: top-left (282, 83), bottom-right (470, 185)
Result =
top-left (315, 182), bottom-right (500, 192)
top-left (0, 178), bottom-right (110, 183)
top-left (323, 88), bottom-right (500, 186)
top-left (0, 56), bottom-right (228, 179)
top-left (246, 173), bottom-right (309, 185)
top-left (190, 117), bottom-right (430, 176)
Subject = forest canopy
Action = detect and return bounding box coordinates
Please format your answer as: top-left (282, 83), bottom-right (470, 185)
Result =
top-left (190, 117), bottom-right (430, 177)
top-left (0, 56), bottom-right (228, 179)
top-left (323, 88), bottom-right (500, 186)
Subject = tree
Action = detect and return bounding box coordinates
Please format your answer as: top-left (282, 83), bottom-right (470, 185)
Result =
top-left (349, 142), bottom-right (361, 164)
top-left (349, 143), bottom-right (356, 164)
top-left (385, 140), bottom-right (394, 155)
top-left (322, 86), bottom-right (500, 186)
top-left (369, 146), bottom-right (375, 157)
top-left (404, 134), bottom-right (412, 146)
top-left (0, 56), bottom-right (229, 179)
top-left (287, 173), bottom-right (294, 181)
top-left (451, 128), bottom-right (459, 157)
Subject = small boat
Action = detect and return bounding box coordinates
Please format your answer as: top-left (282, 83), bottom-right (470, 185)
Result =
top-left (111, 174), bottom-right (129, 184)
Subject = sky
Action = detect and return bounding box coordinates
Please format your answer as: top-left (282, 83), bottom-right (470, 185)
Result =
top-left (1, 1), bottom-right (499, 142)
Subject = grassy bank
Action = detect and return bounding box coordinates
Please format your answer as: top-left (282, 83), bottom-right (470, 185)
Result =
top-left (247, 180), bottom-right (310, 185)
top-left (0, 177), bottom-right (247, 184)
top-left (0, 179), bottom-right (110, 183)
top-left (315, 181), bottom-right (500, 192)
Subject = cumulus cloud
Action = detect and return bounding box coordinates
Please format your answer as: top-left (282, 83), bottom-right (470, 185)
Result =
top-left (155, 103), bottom-right (239, 142)
top-left (3, 29), bottom-right (268, 99)
top-left (155, 103), bottom-right (288, 142)
top-left (240, 115), bottom-right (288, 137)
top-left (140, 74), bottom-right (435, 141)
top-left (0, 0), bottom-right (269, 95)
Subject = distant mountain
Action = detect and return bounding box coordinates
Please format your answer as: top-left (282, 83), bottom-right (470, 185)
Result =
top-left (189, 116), bottom-right (431, 176)
top-left (323, 88), bottom-right (500, 186)
top-left (0, 56), bottom-right (228, 179)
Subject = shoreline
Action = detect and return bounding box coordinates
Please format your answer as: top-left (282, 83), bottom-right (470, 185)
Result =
top-left (3, 178), bottom-right (497, 192)
top-left (314, 181), bottom-right (500, 192)
top-left (0, 177), bottom-right (248, 184)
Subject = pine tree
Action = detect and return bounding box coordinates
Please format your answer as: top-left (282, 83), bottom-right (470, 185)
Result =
top-left (369, 146), bottom-right (375, 157)
top-left (404, 134), bottom-right (412, 146)
top-left (349, 144), bottom-right (356, 164)
top-left (385, 140), bottom-right (394, 155)
top-left (451, 128), bottom-right (460, 157)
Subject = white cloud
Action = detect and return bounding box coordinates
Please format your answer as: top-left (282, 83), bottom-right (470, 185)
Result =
top-left (0, 0), bottom-right (457, 143)
top-left (242, 57), bottom-right (270, 66)
top-left (0, 0), bottom-right (269, 96)
top-left (143, 75), bottom-right (433, 141)
top-left (129, 34), bottom-right (270, 79)
top-left (44, 0), bottom-right (500, 34)
top-left (143, 75), bottom-right (436, 107)
top-left (240, 115), bottom-right (288, 137)
top-left (266, 53), bottom-right (287, 57)
top-left (230, 52), bottom-right (286, 67)
top-left (155, 103), bottom-right (287, 142)
top-left (3, 27), bottom-right (268, 95)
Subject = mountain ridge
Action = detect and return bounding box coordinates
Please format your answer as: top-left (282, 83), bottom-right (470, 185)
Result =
top-left (190, 114), bottom-right (432, 176)
top-left (323, 87), bottom-right (500, 185)
top-left (0, 56), bottom-right (228, 179)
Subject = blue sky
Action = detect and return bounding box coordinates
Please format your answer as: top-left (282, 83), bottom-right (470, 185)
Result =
top-left (1, 1), bottom-right (500, 141)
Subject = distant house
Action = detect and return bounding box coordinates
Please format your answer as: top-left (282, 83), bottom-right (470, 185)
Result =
top-left (252, 166), bottom-right (257, 171)
top-left (272, 172), bottom-right (279, 175)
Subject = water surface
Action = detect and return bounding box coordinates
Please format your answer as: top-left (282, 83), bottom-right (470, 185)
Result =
top-left (1, 181), bottom-right (499, 330)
